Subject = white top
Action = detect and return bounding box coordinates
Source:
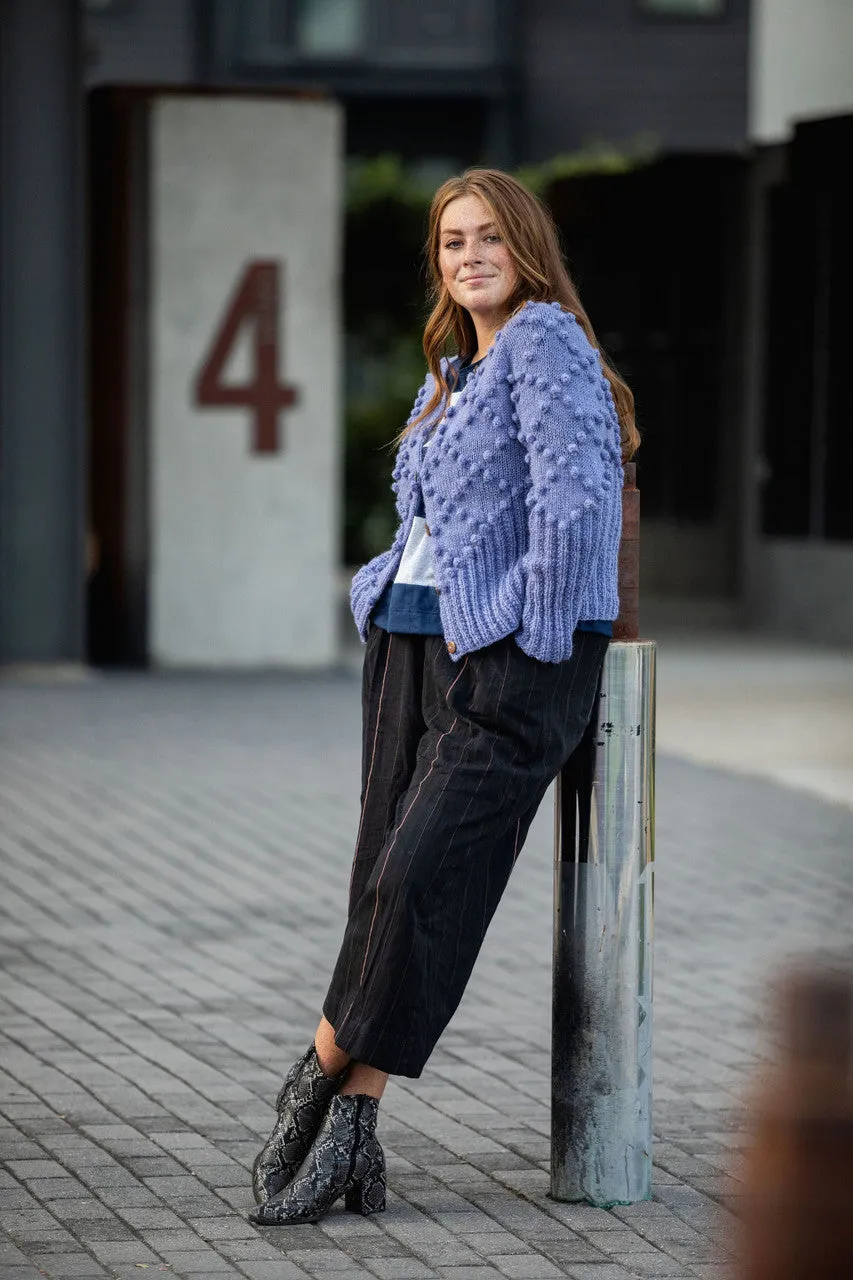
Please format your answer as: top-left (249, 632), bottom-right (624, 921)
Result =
top-left (389, 387), bottom-right (464, 590)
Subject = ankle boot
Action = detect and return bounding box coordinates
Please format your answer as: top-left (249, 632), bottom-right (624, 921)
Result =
top-left (249, 1093), bottom-right (386, 1225)
top-left (252, 1045), bottom-right (347, 1204)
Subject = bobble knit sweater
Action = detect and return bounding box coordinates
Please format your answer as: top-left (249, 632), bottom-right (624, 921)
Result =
top-left (351, 300), bottom-right (624, 663)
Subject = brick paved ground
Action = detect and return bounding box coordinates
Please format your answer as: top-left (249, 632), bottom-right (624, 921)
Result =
top-left (1, 667), bottom-right (851, 1280)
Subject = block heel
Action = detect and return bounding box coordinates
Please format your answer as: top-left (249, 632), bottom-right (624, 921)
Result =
top-left (345, 1164), bottom-right (386, 1216)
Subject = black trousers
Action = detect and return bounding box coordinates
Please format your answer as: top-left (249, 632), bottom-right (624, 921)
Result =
top-left (323, 625), bottom-right (608, 1077)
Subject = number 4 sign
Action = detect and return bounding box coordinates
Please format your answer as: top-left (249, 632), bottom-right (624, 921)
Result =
top-left (194, 260), bottom-right (298, 454)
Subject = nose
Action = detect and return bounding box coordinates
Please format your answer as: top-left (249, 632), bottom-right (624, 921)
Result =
top-left (462, 241), bottom-right (482, 266)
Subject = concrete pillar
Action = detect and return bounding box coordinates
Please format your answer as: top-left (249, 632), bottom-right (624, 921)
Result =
top-left (0, 0), bottom-right (85, 663)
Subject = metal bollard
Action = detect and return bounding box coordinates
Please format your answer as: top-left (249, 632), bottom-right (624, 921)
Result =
top-left (551, 463), bottom-right (656, 1207)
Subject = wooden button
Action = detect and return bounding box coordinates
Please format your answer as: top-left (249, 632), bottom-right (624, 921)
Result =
top-left (435, 587), bottom-right (441, 596)
top-left (425, 524), bottom-right (431, 536)
top-left (446, 641), bottom-right (456, 654)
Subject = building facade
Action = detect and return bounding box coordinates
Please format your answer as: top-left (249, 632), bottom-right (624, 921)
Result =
top-left (740, 0), bottom-right (853, 643)
top-left (1, 0), bottom-right (851, 664)
top-left (85, 0), bottom-right (750, 161)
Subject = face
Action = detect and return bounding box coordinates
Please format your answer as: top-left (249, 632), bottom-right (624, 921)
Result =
top-left (438, 194), bottom-right (519, 330)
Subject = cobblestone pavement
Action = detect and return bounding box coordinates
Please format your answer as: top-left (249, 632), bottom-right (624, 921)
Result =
top-left (1, 668), bottom-right (851, 1280)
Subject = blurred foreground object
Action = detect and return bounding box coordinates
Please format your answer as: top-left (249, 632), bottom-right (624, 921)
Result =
top-left (742, 964), bottom-right (853, 1280)
top-left (551, 462), bottom-right (656, 1206)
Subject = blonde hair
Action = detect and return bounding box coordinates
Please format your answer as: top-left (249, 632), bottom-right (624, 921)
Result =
top-left (406, 168), bottom-right (639, 461)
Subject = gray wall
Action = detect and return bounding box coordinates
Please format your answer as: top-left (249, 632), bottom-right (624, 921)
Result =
top-left (84, 0), bottom-right (196, 86)
top-left (523, 0), bottom-right (750, 158)
top-left (739, 147), bottom-right (853, 647)
top-left (747, 541), bottom-right (853, 645)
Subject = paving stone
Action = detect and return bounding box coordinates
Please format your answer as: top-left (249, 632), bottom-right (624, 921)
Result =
top-left (539, 1239), bottom-right (641, 1268)
top-left (34, 1257), bottom-right (110, 1278)
top-left (578, 1231), bottom-right (661, 1254)
top-left (158, 1251), bottom-right (238, 1273)
top-left (2, 1224), bottom-right (77, 1249)
top-left (6, 1159), bottom-right (67, 1179)
top-left (186, 1215), bottom-right (257, 1241)
top-left (219, 1237), bottom-right (301, 1261)
top-left (85, 1240), bottom-right (160, 1264)
top-left (0, 1187), bottom-right (39, 1210)
top-left (462, 1233), bottom-right (530, 1257)
top-left (432, 1211), bottom-right (510, 1235)
top-left (340, 1235), bottom-right (413, 1260)
top-left (1, 672), bottom-right (850, 1280)
top-left (365, 1259), bottom-right (440, 1279)
top-left (236, 1264), bottom-right (315, 1280)
top-left (434, 1268), bottom-right (504, 1279)
top-left (288, 1245), bottom-right (377, 1270)
top-left (607, 1253), bottom-right (691, 1277)
top-left (0, 1244), bottom-right (30, 1266)
top-left (562, 1266), bottom-right (638, 1280)
top-left (490, 1255), bottom-right (566, 1278)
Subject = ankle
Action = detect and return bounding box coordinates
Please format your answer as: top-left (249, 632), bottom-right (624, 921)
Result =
top-left (316, 1044), bottom-right (349, 1078)
top-left (339, 1062), bottom-right (388, 1101)
top-left (313, 1019), bottom-right (351, 1078)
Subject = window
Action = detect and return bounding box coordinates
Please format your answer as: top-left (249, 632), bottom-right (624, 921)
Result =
top-left (82, 0), bottom-right (134, 11)
top-left (637, 0), bottom-right (727, 17)
top-left (292, 0), bottom-right (367, 56)
top-left (214, 0), bottom-right (502, 72)
top-left (259, 0), bottom-right (369, 59)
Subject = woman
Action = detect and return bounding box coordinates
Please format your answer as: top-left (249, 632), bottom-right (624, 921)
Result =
top-left (250, 168), bottom-right (639, 1227)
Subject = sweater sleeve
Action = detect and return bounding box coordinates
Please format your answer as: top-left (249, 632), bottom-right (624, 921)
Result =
top-left (349, 370), bottom-right (435, 641)
top-left (507, 304), bottom-right (623, 661)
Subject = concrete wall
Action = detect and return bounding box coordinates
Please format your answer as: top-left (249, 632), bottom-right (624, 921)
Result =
top-left (747, 540), bottom-right (853, 645)
top-left (749, 0), bottom-right (853, 143)
top-left (523, 0), bottom-right (750, 157)
top-left (148, 95), bottom-right (343, 667)
top-left (84, 0), bottom-right (196, 86)
top-left (641, 520), bottom-right (735, 598)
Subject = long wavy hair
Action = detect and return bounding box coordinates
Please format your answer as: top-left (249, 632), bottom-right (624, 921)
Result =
top-left (405, 168), bottom-right (639, 461)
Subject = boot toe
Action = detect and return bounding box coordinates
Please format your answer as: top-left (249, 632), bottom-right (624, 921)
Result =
top-left (251, 1158), bottom-right (286, 1205)
top-left (249, 1200), bottom-right (319, 1227)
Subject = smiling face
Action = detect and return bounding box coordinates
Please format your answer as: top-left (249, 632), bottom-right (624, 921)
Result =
top-left (438, 193), bottom-right (519, 336)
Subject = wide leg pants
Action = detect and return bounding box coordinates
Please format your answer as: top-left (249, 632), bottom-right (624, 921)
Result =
top-left (323, 625), bottom-right (608, 1078)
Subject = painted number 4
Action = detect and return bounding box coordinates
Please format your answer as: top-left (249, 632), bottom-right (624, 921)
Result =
top-left (194, 260), bottom-right (297, 454)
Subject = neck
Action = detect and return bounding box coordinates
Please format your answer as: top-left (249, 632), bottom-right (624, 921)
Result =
top-left (471, 311), bottom-right (504, 362)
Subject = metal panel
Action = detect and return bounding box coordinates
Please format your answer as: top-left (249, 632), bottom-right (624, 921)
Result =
top-left (84, 0), bottom-right (196, 85)
top-left (552, 640), bottom-right (656, 1206)
top-left (0, 0), bottom-right (86, 663)
top-left (523, 0), bottom-right (749, 156)
top-left (373, 0), bottom-right (497, 67)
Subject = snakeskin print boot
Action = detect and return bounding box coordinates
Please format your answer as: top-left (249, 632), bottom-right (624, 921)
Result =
top-left (249, 1093), bottom-right (386, 1225)
top-left (252, 1045), bottom-right (347, 1204)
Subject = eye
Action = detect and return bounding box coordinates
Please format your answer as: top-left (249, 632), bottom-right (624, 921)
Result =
top-left (444, 239), bottom-right (462, 250)
top-left (485, 234), bottom-right (501, 243)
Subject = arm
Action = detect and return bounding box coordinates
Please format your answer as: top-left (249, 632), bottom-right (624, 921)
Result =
top-left (508, 305), bottom-right (623, 660)
top-left (350, 371), bottom-right (434, 639)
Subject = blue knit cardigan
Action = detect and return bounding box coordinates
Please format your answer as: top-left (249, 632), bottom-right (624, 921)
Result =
top-left (351, 300), bottom-right (624, 662)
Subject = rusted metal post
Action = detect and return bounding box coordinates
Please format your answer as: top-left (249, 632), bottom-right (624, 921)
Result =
top-left (551, 460), bottom-right (656, 1206)
top-left (613, 463), bottom-right (640, 642)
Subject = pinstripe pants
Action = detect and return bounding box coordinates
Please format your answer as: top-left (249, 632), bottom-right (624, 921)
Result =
top-left (323, 625), bottom-right (608, 1078)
